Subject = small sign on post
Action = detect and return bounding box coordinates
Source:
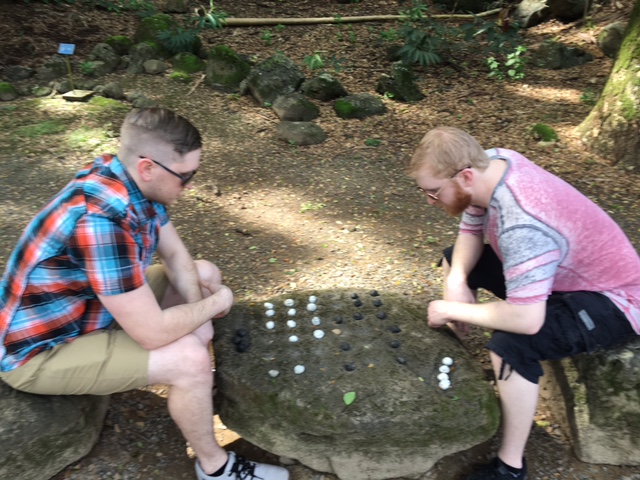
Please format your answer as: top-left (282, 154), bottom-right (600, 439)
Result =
top-left (58, 43), bottom-right (94, 102)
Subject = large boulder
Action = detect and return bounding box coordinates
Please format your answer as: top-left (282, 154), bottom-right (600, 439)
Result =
top-left (542, 338), bottom-right (640, 466)
top-left (273, 93), bottom-right (320, 122)
top-left (127, 43), bottom-right (163, 74)
top-left (244, 53), bottom-right (305, 106)
top-left (334, 93), bottom-right (387, 120)
top-left (87, 43), bottom-right (120, 75)
top-left (514, 0), bottom-right (552, 29)
top-left (598, 21), bottom-right (627, 59)
top-left (375, 62), bottom-right (424, 103)
top-left (300, 73), bottom-right (348, 101)
top-left (275, 121), bottom-right (326, 146)
top-left (213, 290), bottom-right (500, 480)
top-left (531, 40), bottom-right (593, 70)
top-left (548, 0), bottom-right (588, 22)
top-left (205, 45), bottom-right (251, 92)
top-left (0, 381), bottom-right (110, 480)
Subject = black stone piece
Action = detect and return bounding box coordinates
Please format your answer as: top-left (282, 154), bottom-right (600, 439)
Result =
top-left (376, 311), bottom-right (386, 319)
top-left (389, 325), bottom-right (401, 334)
top-left (334, 316), bottom-right (344, 324)
top-left (389, 339), bottom-right (400, 349)
top-left (354, 312), bottom-right (363, 320)
top-left (351, 293), bottom-right (359, 299)
top-left (373, 299), bottom-right (383, 307)
top-left (344, 362), bottom-right (357, 371)
top-left (236, 328), bottom-right (248, 337)
top-left (369, 289), bottom-right (380, 296)
top-left (236, 339), bottom-right (250, 353)
top-left (340, 342), bottom-right (351, 351)
top-left (353, 299), bottom-right (362, 307)
top-left (232, 335), bottom-right (243, 345)
top-left (396, 356), bottom-right (407, 364)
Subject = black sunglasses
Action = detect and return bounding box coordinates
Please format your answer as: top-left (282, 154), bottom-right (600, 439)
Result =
top-left (142, 156), bottom-right (197, 186)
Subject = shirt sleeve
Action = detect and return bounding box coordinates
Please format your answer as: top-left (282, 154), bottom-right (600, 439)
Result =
top-left (459, 205), bottom-right (486, 236)
top-left (68, 215), bottom-right (146, 296)
top-left (499, 225), bottom-right (562, 304)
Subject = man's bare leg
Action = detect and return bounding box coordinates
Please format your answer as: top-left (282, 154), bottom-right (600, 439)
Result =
top-left (490, 350), bottom-right (539, 469)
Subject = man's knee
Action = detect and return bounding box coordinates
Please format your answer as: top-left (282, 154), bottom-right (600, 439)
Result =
top-left (195, 259), bottom-right (222, 286)
top-left (152, 334), bottom-right (213, 385)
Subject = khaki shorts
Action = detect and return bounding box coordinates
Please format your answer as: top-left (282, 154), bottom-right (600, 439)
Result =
top-left (0, 264), bottom-right (170, 395)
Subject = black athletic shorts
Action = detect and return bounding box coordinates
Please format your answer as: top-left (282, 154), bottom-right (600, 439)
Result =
top-left (441, 245), bottom-right (638, 384)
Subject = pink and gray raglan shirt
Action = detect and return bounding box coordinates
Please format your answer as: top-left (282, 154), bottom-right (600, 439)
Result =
top-left (459, 148), bottom-right (640, 334)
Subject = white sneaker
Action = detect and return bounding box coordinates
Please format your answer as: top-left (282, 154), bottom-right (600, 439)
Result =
top-left (196, 451), bottom-right (290, 480)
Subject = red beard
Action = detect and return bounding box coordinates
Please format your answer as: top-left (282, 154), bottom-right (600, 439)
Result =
top-left (440, 181), bottom-right (472, 217)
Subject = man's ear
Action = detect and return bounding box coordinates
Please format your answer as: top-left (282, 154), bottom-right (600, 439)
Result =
top-left (137, 156), bottom-right (154, 182)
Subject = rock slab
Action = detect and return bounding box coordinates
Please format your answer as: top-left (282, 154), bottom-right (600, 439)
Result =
top-left (543, 338), bottom-right (640, 466)
top-left (213, 290), bottom-right (500, 480)
top-left (0, 381), bottom-right (110, 480)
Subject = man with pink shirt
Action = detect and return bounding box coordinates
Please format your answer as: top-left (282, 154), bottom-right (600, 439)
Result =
top-left (409, 126), bottom-right (640, 480)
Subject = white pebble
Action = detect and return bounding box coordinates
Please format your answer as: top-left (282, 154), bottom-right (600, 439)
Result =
top-left (284, 298), bottom-right (295, 307)
top-left (437, 372), bottom-right (449, 381)
top-left (439, 379), bottom-right (451, 390)
top-left (264, 302), bottom-right (274, 309)
top-left (442, 357), bottom-right (453, 366)
top-left (288, 335), bottom-right (299, 342)
top-left (439, 365), bottom-right (450, 374)
top-left (313, 330), bottom-right (325, 339)
top-left (265, 309), bottom-right (275, 317)
top-left (265, 321), bottom-right (275, 330)
top-left (268, 370), bottom-right (279, 378)
top-left (287, 308), bottom-right (296, 316)
top-left (308, 295), bottom-right (317, 304)
top-left (294, 365), bottom-right (305, 374)
top-left (306, 303), bottom-right (317, 312)
top-left (286, 320), bottom-right (297, 328)
top-left (311, 316), bottom-right (321, 326)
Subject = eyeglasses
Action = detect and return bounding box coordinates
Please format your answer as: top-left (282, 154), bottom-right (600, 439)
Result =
top-left (142, 156), bottom-right (197, 186)
top-left (416, 167), bottom-right (469, 201)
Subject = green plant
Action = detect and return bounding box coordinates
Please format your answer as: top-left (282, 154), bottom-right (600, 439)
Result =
top-left (300, 202), bottom-right (327, 213)
top-left (260, 30), bottom-right (273, 45)
top-left (580, 88), bottom-right (598, 106)
top-left (379, 28), bottom-right (400, 43)
top-left (157, 27), bottom-right (199, 55)
top-left (79, 61), bottom-right (97, 75)
top-left (303, 51), bottom-right (325, 70)
top-left (328, 54), bottom-right (346, 73)
top-left (364, 138), bottom-right (382, 147)
top-left (274, 23), bottom-right (285, 33)
top-left (486, 46), bottom-right (527, 81)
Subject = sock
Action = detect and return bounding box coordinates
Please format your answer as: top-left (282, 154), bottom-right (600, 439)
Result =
top-left (208, 459), bottom-right (228, 478)
top-left (497, 457), bottom-right (524, 478)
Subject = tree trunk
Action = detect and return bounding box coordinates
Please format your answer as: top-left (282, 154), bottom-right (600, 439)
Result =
top-left (576, 0), bottom-right (640, 169)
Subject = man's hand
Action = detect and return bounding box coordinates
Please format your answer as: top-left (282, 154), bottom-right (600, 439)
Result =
top-left (207, 283), bottom-right (234, 318)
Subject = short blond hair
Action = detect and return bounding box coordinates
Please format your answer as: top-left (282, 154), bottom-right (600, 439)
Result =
top-left (119, 108), bottom-right (202, 165)
top-left (409, 127), bottom-right (489, 177)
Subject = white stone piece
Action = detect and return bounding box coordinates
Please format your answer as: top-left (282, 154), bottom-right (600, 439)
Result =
top-left (287, 308), bottom-right (296, 316)
top-left (284, 299), bottom-right (295, 307)
top-left (308, 295), bottom-right (317, 304)
top-left (442, 357), bottom-right (453, 366)
top-left (313, 330), bottom-right (325, 339)
top-left (265, 321), bottom-right (275, 330)
top-left (437, 372), bottom-right (449, 381)
top-left (287, 320), bottom-right (297, 328)
top-left (294, 365), bottom-right (305, 374)
top-left (439, 365), bottom-right (450, 374)
top-left (311, 316), bottom-right (321, 326)
top-left (268, 370), bottom-right (279, 378)
top-left (264, 302), bottom-right (274, 309)
top-left (306, 303), bottom-right (317, 312)
top-left (289, 335), bottom-right (299, 343)
top-left (265, 309), bottom-right (275, 317)
top-left (439, 379), bottom-right (451, 390)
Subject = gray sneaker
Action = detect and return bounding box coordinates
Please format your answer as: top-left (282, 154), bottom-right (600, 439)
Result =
top-left (196, 451), bottom-right (290, 480)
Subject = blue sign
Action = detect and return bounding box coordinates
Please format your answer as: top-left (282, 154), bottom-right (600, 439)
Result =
top-left (58, 43), bottom-right (76, 55)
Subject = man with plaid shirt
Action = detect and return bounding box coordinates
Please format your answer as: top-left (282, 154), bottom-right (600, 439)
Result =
top-left (0, 108), bottom-right (289, 480)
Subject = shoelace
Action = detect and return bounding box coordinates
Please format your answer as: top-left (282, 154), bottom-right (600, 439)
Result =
top-left (228, 455), bottom-right (265, 480)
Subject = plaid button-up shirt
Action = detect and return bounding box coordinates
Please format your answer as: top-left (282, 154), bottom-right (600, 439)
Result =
top-left (0, 154), bottom-right (169, 371)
